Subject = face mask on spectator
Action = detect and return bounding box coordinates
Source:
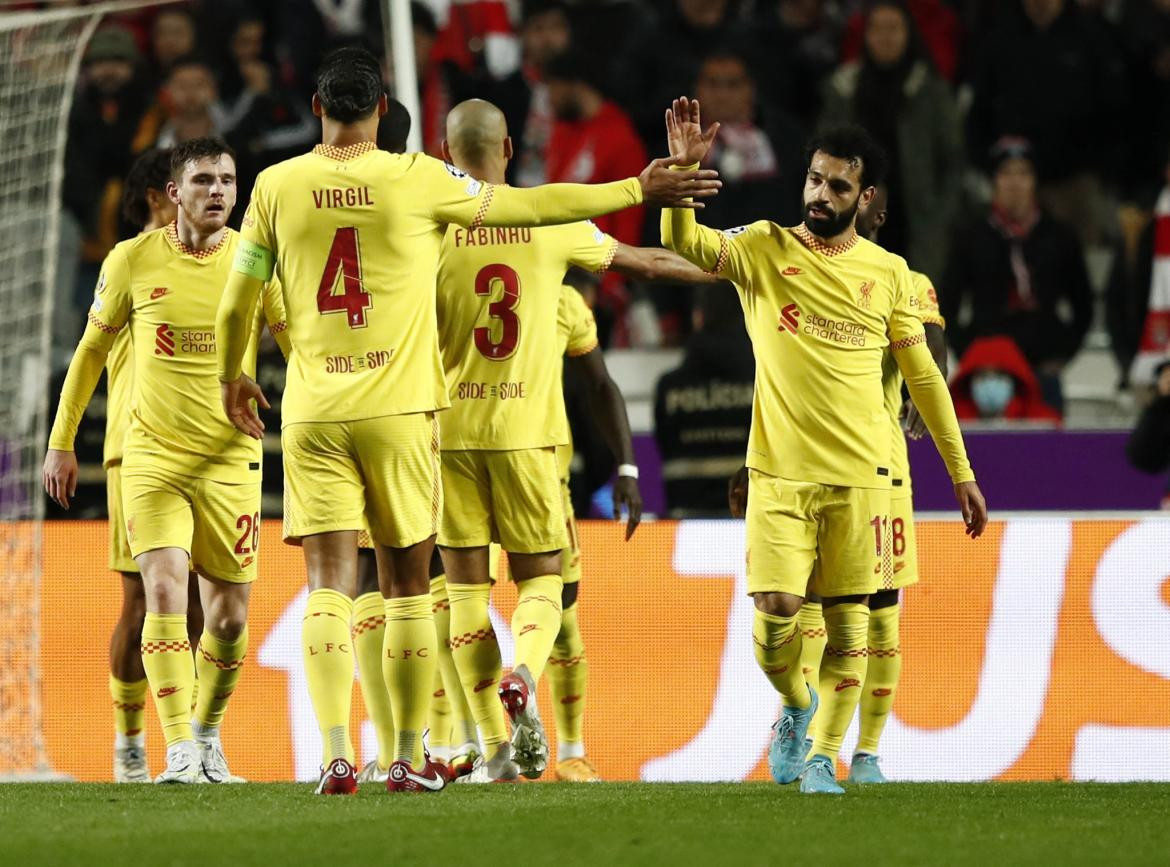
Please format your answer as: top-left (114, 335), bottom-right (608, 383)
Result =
top-left (971, 371), bottom-right (1015, 417)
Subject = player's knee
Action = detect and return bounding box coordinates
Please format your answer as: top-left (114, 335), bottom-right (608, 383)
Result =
top-left (356, 548), bottom-right (379, 596)
top-left (205, 609), bottom-right (247, 641)
top-left (869, 589), bottom-right (899, 610)
top-left (752, 592), bottom-right (803, 618)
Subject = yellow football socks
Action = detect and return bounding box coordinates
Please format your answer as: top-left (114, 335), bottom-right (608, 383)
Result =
top-left (797, 601), bottom-right (827, 740)
top-left (352, 591), bottom-right (395, 769)
top-left (383, 594), bottom-right (436, 767)
top-left (193, 627), bottom-right (247, 730)
top-left (548, 601), bottom-right (588, 757)
top-left (511, 574), bottom-right (563, 683)
top-left (302, 589), bottom-right (355, 765)
top-left (140, 613), bottom-right (194, 746)
top-left (447, 582), bottom-right (507, 748)
top-left (752, 608), bottom-right (810, 708)
top-left (109, 674), bottom-right (147, 742)
top-left (811, 602), bottom-right (869, 761)
top-left (857, 603), bottom-right (901, 755)
top-left (430, 575), bottom-right (478, 753)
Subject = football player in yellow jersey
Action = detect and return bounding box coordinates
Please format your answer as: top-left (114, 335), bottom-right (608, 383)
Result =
top-left (662, 99), bottom-right (986, 795)
top-left (44, 138), bottom-right (290, 785)
top-left (550, 281), bottom-right (644, 781)
top-left (730, 186), bottom-right (951, 783)
top-left (215, 47), bottom-right (719, 795)
top-left (435, 99), bottom-right (715, 783)
top-left (103, 148), bottom-right (209, 783)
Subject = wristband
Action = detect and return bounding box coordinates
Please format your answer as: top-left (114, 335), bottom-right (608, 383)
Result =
top-left (617, 464), bottom-right (639, 480)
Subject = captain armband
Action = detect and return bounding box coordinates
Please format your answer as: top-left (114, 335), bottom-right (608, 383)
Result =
top-left (233, 238), bottom-right (275, 281)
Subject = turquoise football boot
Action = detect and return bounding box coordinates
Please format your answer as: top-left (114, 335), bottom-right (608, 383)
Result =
top-left (767, 686), bottom-right (819, 784)
top-left (799, 754), bottom-right (844, 795)
top-left (848, 753), bottom-right (888, 784)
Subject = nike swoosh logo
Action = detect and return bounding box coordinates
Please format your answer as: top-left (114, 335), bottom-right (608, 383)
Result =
top-left (405, 769), bottom-right (444, 791)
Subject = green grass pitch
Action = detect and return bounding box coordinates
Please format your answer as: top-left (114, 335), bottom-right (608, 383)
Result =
top-left (3, 782), bottom-right (1167, 865)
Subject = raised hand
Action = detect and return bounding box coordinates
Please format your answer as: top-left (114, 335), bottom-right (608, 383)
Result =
top-left (221, 373), bottom-right (270, 440)
top-left (665, 96), bottom-right (720, 165)
top-left (727, 465), bottom-right (749, 518)
top-left (638, 156), bottom-right (721, 208)
top-left (954, 480), bottom-right (988, 539)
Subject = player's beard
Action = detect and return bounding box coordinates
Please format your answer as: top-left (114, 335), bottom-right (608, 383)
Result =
top-left (803, 196), bottom-right (859, 239)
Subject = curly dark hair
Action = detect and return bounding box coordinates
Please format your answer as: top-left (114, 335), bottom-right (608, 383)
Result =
top-left (121, 148), bottom-right (172, 228)
top-left (316, 46), bottom-right (384, 124)
top-left (169, 136), bottom-right (236, 181)
top-left (804, 125), bottom-right (889, 189)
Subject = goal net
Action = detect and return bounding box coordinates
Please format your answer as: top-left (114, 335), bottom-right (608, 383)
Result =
top-left (0, 0), bottom-right (171, 780)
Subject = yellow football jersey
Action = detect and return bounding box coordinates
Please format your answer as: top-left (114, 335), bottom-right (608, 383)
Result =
top-left (436, 221), bottom-right (614, 450)
top-left (103, 329), bottom-right (132, 468)
top-left (884, 270), bottom-right (947, 488)
top-left (554, 284), bottom-right (600, 480)
top-left (49, 225), bottom-right (287, 483)
top-left (234, 143), bottom-right (641, 426)
top-left (663, 212), bottom-right (972, 488)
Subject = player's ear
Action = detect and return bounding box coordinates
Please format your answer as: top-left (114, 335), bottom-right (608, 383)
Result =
top-left (440, 139), bottom-right (453, 164)
top-left (311, 93), bottom-right (323, 118)
top-left (503, 136), bottom-right (514, 161)
top-left (377, 93), bottom-right (388, 117)
top-left (859, 186), bottom-right (876, 208)
top-left (165, 180), bottom-right (181, 206)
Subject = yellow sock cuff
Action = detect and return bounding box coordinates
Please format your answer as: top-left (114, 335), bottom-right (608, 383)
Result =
top-left (448, 583), bottom-right (491, 606)
top-left (385, 594), bottom-right (432, 620)
top-left (353, 591), bottom-right (385, 627)
top-left (306, 588), bottom-right (353, 620)
top-left (754, 608), bottom-right (798, 629)
top-left (867, 603), bottom-right (900, 646)
top-left (824, 602), bottom-right (870, 650)
top-left (518, 574), bottom-right (563, 605)
top-left (143, 612), bottom-right (188, 637)
top-left (109, 674), bottom-right (148, 702)
top-left (430, 573), bottom-right (448, 596)
top-left (199, 627), bottom-right (248, 661)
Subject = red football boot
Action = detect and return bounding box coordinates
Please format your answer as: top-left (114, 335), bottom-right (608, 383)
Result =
top-left (315, 758), bottom-right (358, 795)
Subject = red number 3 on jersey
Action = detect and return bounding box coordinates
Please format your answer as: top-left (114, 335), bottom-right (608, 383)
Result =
top-left (318, 227), bottom-right (372, 328)
top-left (474, 263), bottom-right (522, 360)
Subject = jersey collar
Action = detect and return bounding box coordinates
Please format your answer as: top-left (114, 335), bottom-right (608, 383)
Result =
top-left (791, 224), bottom-right (858, 257)
top-left (312, 141), bottom-right (378, 161)
top-left (164, 222), bottom-right (229, 260)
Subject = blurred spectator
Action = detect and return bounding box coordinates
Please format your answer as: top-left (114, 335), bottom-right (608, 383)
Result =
top-left (494, 0), bottom-right (571, 186)
top-left (841, 0), bottom-right (962, 81)
top-left (545, 50), bottom-right (647, 339)
top-left (1125, 360), bottom-right (1170, 498)
top-left (964, 0), bottom-right (1126, 245)
top-left (415, 1), bottom-right (474, 155)
top-left (694, 49), bottom-right (805, 229)
top-left (277, 0), bottom-right (382, 95)
top-left (942, 138), bottom-right (1092, 410)
top-left (653, 286), bottom-right (755, 517)
top-left (1108, 153), bottom-right (1170, 388)
top-left (747, 0), bottom-right (845, 128)
top-left (150, 6), bottom-right (199, 78)
top-left (950, 336), bottom-right (1062, 421)
top-left (1117, 0), bottom-right (1170, 202)
top-left (64, 28), bottom-right (161, 275)
top-left (378, 96), bottom-right (413, 153)
top-left (155, 57), bottom-right (227, 147)
top-left (820, 0), bottom-right (962, 278)
top-left (624, 0), bottom-right (749, 146)
top-left (431, 0), bottom-right (520, 80)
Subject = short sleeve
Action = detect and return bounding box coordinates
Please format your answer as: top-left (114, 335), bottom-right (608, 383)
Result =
top-left (88, 245), bottom-right (132, 334)
top-left (558, 286), bottom-right (599, 357)
top-left (564, 220), bottom-right (618, 273)
top-left (911, 271), bottom-right (946, 329)
top-left (887, 256), bottom-right (927, 350)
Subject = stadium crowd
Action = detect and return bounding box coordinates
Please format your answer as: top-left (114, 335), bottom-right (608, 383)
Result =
top-left (37, 0), bottom-right (1170, 517)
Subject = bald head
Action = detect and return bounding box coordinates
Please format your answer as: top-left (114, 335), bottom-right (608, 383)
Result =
top-left (443, 99), bottom-right (512, 182)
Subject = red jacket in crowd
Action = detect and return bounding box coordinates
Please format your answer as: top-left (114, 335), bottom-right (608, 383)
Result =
top-left (950, 335), bottom-right (1063, 422)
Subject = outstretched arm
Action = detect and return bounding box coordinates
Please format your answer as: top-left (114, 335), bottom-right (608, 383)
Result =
top-left (567, 347), bottom-right (642, 539)
top-left (609, 243), bottom-right (721, 283)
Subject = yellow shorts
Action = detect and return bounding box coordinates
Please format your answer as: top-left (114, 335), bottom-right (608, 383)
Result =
top-left (746, 470), bottom-right (890, 598)
top-left (886, 491), bottom-right (918, 591)
top-left (560, 478), bottom-right (581, 585)
top-left (106, 463), bottom-right (137, 574)
top-left (438, 447), bottom-right (567, 554)
top-left (282, 413), bottom-right (440, 549)
top-left (120, 463), bottom-right (260, 584)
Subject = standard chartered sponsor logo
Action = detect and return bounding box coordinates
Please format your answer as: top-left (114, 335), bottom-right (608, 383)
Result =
top-left (802, 312), bottom-right (867, 346)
